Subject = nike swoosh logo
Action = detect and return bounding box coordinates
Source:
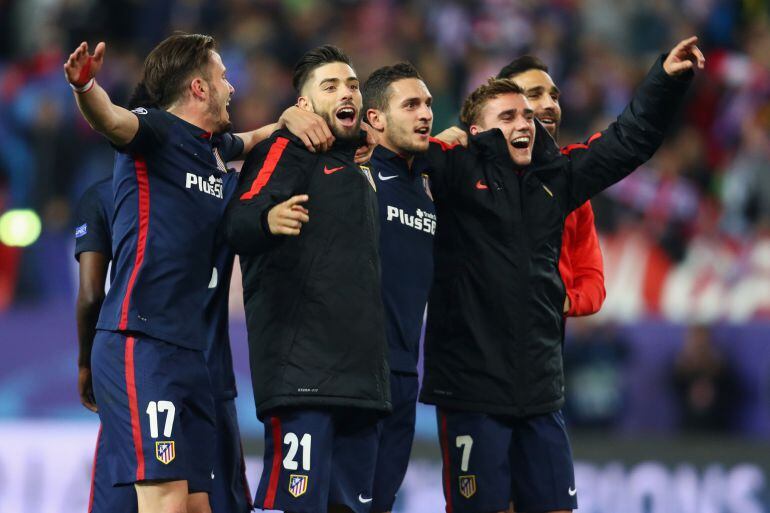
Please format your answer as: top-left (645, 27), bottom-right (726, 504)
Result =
top-left (358, 494), bottom-right (373, 503)
top-left (378, 172), bottom-right (398, 181)
top-left (324, 166), bottom-right (344, 175)
top-left (568, 487), bottom-right (577, 496)
top-left (475, 179), bottom-right (489, 190)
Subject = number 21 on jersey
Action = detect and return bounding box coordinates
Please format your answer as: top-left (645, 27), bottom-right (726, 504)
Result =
top-left (283, 432), bottom-right (312, 471)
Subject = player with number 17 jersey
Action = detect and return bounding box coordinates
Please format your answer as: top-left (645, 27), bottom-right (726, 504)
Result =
top-left (90, 106), bottom-right (243, 492)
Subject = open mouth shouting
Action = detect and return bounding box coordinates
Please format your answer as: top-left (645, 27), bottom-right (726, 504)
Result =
top-left (511, 135), bottom-right (531, 149)
top-left (335, 104), bottom-right (358, 128)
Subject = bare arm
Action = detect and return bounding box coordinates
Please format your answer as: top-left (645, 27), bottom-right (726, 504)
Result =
top-left (64, 42), bottom-right (138, 147)
top-left (76, 251), bottom-right (110, 412)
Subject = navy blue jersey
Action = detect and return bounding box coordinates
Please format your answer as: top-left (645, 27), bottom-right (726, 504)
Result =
top-left (203, 171), bottom-right (239, 400)
top-left (371, 146), bottom-right (435, 374)
top-left (76, 170), bottom-right (239, 399)
top-left (74, 177), bottom-right (113, 263)
top-left (96, 107), bottom-right (243, 350)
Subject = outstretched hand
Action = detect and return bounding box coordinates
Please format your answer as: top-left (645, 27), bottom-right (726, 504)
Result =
top-left (663, 36), bottom-right (705, 76)
top-left (64, 41), bottom-right (106, 87)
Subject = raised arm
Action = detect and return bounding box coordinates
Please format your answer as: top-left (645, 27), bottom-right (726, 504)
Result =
top-left (565, 36), bottom-right (705, 209)
top-left (64, 42), bottom-right (139, 147)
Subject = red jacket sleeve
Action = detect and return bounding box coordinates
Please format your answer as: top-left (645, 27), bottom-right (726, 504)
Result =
top-left (559, 201), bottom-right (606, 317)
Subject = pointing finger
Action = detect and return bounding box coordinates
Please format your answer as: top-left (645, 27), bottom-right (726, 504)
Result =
top-left (285, 194), bottom-right (309, 207)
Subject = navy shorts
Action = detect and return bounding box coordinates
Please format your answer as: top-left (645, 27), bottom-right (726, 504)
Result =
top-left (255, 408), bottom-right (380, 513)
top-left (91, 330), bottom-right (216, 492)
top-left (437, 408), bottom-right (577, 513)
top-left (88, 400), bottom-right (250, 512)
top-left (372, 373), bottom-right (418, 512)
top-left (88, 425), bottom-right (137, 513)
top-left (211, 399), bottom-right (253, 513)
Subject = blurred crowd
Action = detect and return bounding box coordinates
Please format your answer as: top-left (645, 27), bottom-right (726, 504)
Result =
top-left (1, 0), bottom-right (769, 256)
top-left (1, 0), bottom-right (768, 436)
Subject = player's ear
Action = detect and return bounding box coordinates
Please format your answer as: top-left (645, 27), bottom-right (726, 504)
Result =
top-left (366, 109), bottom-right (386, 131)
top-left (190, 77), bottom-right (206, 101)
top-left (469, 124), bottom-right (480, 135)
top-left (297, 96), bottom-right (314, 113)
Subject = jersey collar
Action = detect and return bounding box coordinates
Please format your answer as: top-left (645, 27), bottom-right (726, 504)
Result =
top-left (372, 145), bottom-right (430, 177)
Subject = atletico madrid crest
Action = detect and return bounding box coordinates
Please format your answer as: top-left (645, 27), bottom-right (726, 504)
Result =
top-left (155, 441), bottom-right (175, 464)
top-left (459, 475), bottom-right (477, 499)
top-left (421, 173), bottom-right (433, 201)
top-left (360, 165), bottom-right (377, 191)
top-left (289, 474), bottom-right (308, 498)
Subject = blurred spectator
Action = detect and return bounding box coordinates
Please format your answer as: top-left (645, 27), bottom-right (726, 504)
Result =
top-left (0, 0), bottom-right (767, 308)
top-left (671, 324), bottom-right (739, 432)
top-left (563, 319), bottom-right (630, 429)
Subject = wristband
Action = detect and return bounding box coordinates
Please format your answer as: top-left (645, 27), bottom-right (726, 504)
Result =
top-left (70, 77), bottom-right (95, 94)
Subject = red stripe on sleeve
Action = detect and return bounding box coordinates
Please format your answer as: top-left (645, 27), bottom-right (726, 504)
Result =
top-left (119, 158), bottom-right (150, 330)
top-left (561, 131), bottom-right (603, 155)
top-left (439, 410), bottom-right (454, 513)
top-left (125, 336), bottom-right (145, 481)
top-left (263, 416), bottom-right (283, 509)
top-left (560, 142), bottom-right (589, 155)
top-left (429, 137), bottom-right (460, 152)
top-left (240, 137), bottom-right (290, 200)
top-left (87, 425), bottom-right (102, 513)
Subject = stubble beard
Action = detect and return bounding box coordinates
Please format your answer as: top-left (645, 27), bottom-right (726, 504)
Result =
top-left (319, 109), bottom-right (360, 143)
top-left (208, 88), bottom-right (232, 134)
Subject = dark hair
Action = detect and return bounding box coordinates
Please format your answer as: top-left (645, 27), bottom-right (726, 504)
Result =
top-left (140, 33), bottom-right (216, 109)
top-left (127, 82), bottom-right (159, 110)
top-left (362, 62), bottom-right (423, 112)
top-left (460, 78), bottom-right (524, 126)
top-left (292, 45), bottom-right (353, 93)
top-left (497, 55), bottom-right (548, 79)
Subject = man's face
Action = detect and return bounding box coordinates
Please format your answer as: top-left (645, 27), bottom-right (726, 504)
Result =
top-left (470, 93), bottom-right (536, 167)
top-left (372, 78), bottom-right (433, 156)
top-left (300, 62), bottom-right (362, 141)
top-left (507, 69), bottom-right (561, 139)
top-left (204, 51), bottom-right (235, 134)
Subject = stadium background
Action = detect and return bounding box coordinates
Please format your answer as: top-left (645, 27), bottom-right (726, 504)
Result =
top-left (1, 0), bottom-right (769, 512)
